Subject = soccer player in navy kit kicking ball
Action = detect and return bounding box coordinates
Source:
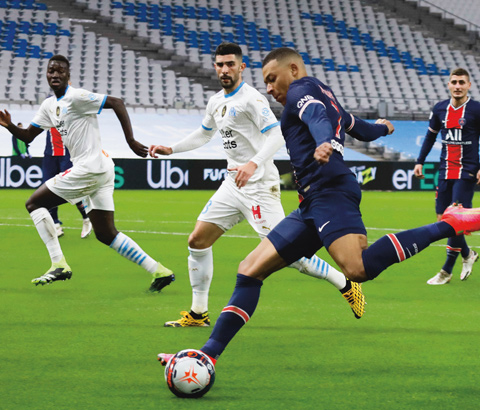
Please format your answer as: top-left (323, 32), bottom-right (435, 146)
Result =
top-left (158, 48), bottom-right (480, 373)
top-left (414, 68), bottom-right (480, 285)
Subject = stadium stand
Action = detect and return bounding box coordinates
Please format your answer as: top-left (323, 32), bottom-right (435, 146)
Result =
top-left (0, 0), bottom-right (479, 160)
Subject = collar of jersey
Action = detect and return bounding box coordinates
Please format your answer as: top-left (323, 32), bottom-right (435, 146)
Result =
top-left (224, 81), bottom-right (245, 98)
top-left (449, 96), bottom-right (470, 110)
top-left (56, 85), bottom-right (70, 101)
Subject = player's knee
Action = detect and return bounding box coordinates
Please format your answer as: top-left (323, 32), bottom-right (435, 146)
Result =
top-left (25, 197), bottom-right (38, 213)
top-left (94, 229), bottom-right (116, 246)
top-left (343, 267), bottom-right (368, 283)
top-left (188, 232), bottom-right (208, 249)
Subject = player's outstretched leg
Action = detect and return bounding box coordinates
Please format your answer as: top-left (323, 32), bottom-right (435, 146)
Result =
top-left (362, 204), bottom-right (480, 281)
top-left (109, 232), bottom-right (174, 291)
top-left (290, 256), bottom-right (365, 318)
top-left (164, 246), bottom-right (213, 326)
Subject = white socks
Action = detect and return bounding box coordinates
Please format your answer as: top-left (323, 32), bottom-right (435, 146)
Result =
top-left (30, 208), bottom-right (63, 263)
top-left (290, 255), bottom-right (347, 290)
top-left (110, 232), bottom-right (158, 274)
top-left (188, 246), bottom-right (213, 314)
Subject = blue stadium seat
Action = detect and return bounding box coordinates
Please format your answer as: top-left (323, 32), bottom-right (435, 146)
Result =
top-left (34, 2), bottom-right (47, 10)
top-left (300, 52), bottom-right (311, 65)
top-left (197, 7), bottom-right (208, 20)
top-left (185, 6), bottom-right (196, 19)
top-left (209, 8), bottom-right (220, 20)
top-left (243, 55), bottom-right (250, 68)
top-left (311, 57), bottom-right (322, 65)
top-left (18, 21), bottom-right (31, 34)
top-left (221, 14), bottom-right (233, 27)
top-left (173, 5), bottom-right (184, 18)
top-left (388, 47), bottom-right (401, 63)
top-left (272, 35), bottom-right (282, 48)
top-left (313, 14), bottom-right (323, 26)
top-left (32, 22), bottom-right (44, 35)
top-left (323, 58), bottom-right (335, 71)
top-left (224, 32), bottom-right (234, 43)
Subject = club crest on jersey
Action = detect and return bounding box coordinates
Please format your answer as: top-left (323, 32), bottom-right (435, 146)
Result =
top-left (222, 105), bottom-right (227, 117)
top-left (459, 117), bottom-right (466, 126)
top-left (56, 106), bottom-right (60, 116)
top-left (229, 107), bottom-right (237, 117)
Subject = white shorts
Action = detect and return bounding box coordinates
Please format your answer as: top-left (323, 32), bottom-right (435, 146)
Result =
top-left (45, 166), bottom-right (115, 212)
top-left (198, 177), bottom-right (285, 238)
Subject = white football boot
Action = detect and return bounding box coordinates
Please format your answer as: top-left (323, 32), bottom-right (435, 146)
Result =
top-left (460, 250), bottom-right (478, 281)
top-left (427, 269), bottom-right (452, 285)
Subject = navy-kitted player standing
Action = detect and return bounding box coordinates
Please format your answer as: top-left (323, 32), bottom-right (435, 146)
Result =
top-left (158, 48), bottom-right (480, 369)
top-left (415, 68), bottom-right (480, 285)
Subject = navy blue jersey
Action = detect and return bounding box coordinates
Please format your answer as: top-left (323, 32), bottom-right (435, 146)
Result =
top-left (281, 77), bottom-right (389, 198)
top-left (417, 98), bottom-right (480, 180)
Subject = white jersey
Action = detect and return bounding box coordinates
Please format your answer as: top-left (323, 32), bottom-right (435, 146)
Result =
top-left (203, 81), bottom-right (281, 189)
top-left (31, 85), bottom-right (114, 174)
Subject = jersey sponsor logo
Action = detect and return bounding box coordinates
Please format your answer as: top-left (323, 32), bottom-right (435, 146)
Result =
top-left (296, 95), bottom-right (314, 108)
top-left (330, 139), bottom-right (344, 156)
top-left (219, 129), bottom-right (237, 149)
top-left (252, 205), bottom-right (262, 220)
top-left (444, 129), bottom-right (463, 142)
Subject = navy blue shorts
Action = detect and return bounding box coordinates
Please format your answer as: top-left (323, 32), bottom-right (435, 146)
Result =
top-left (435, 179), bottom-right (476, 214)
top-left (42, 154), bottom-right (73, 183)
top-left (268, 174), bottom-right (367, 265)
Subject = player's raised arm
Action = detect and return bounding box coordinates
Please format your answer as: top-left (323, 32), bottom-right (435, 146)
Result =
top-left (345, 114), bottom-right (393, 141)
top-left (0, 110), bottom-right (43, 143)
top-left (103, 96), bottom-right (148, 158)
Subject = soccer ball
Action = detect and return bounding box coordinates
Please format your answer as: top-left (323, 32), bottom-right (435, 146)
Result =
top-left (164, 349), bottom-right (216, 398)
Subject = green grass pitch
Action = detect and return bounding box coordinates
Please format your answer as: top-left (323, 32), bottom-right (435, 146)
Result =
top-left (0, 189), bottom-right (479, 410)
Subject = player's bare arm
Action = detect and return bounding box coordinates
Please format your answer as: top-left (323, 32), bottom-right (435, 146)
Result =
top-left (103, 96), bottom-right (148, 158)
top-left (228, 161), bottom-right (258, 188)
top-left (314, 142), bottom-right (333, 164)
top-left (149, 145), bottom-right (173, 158)
top-left (0, 109), bottom-right (43, 143)
top-left (375, 118), bottom-right (394, 134)
top-left (476, 169), bottom-right (480, 185)
top-left (414, 164), bottom-right (424, 179)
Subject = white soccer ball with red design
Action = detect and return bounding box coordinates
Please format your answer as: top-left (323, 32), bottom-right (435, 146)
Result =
top-left (164, 349), bottom-right (216, 398)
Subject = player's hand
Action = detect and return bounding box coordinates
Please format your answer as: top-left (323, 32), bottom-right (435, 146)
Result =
top-left (376, 118), bottom-right (394, 135)
top-left (476, 169), bottom-right (480, 185)
top-left (314, 142), bottom-right (333, 164)
top-left (413, 164), bottom-right (424, 179)
top-left (128, 140), bottom-right (148, 158)
top-left (228, 161), bottom-right (258, 188)
top-left (149, 144), bottom-right (173, 158)
top-left (0, 109), bottom-right (12, 128)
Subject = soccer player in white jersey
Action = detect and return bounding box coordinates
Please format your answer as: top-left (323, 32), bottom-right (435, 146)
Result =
top-left (0, 55), bottom-right (174, 288)
top-left (149, 43), bottom-right (365, 326)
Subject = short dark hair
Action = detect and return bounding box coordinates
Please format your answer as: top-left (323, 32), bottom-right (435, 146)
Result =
top-left (214, 42), bottom-right (242, 59)
top-left (48, 54), bottom-right (70, 69)
top-left (262, 47), bottom-right (301, 68)
top-left (450, 67), bottom-right (469, 79)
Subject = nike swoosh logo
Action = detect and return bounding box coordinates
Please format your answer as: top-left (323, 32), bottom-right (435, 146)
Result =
top-left (319, 221), bottom-right (330, 233)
